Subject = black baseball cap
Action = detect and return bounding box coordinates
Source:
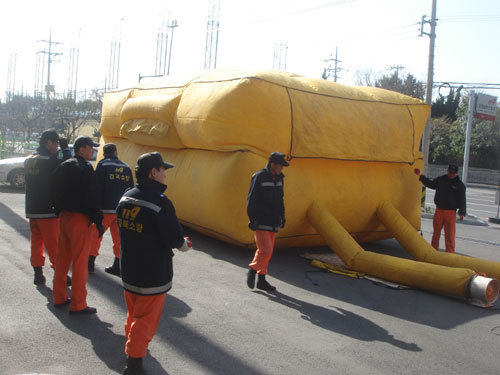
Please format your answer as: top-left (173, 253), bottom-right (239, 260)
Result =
top-left (136, 152), bottom-right (174, 177)
top-left (73, 136), bottom-right (100, 152)
top-left (268, 152), bottom-right (290, 167)
top-left (39, 129), bottom-right (59, 146)
top-left (448, 164), bottom-right (459, 173)
top-left (103, 143), bottom-right (117, 155)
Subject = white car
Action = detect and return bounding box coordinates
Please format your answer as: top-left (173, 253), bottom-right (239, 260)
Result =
top-left (0, 156), bottom-right (26, 188)
top-left (0, 146), bottom-right (98, 189)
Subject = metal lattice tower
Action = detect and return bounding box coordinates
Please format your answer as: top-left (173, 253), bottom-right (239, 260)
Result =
top-left (6, 53), bottom-right (17, 100)
top-left (155, 16), bottom-right (170, 76)
top-left (105, 19), bottom-right (124, 91)
top-left (272, 43), bottom-right (288, 71)
top-left (67, 30), bottom-right (81, 101)
top-left (204, 0), bottom-right (220, 69)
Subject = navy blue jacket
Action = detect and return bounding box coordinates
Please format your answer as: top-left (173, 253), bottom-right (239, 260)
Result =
top-left (420, 174), bottom-right (467, 216)
top-left (53, 155), bottom-right (102, 224)
top-left (117, 178), bottom-right (185, 296)
top-left (95, 155), bottom-right (134, 214)
top-left (247, 163), bottom-right (285, 232)
top-left (24, 146), bottom-right (71, 219)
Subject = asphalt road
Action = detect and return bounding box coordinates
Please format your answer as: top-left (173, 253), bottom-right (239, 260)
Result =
top-left (1, 185), bottom-right (500, 375)
top-left (425, 184), bottom-right (500, 220)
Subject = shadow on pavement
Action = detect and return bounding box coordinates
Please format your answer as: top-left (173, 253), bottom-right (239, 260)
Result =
top-left (253, 290), bottom-right (421, 351)
top-left (35, 284), bottom-right (168, 375)
top-left (85, 270), bottom-right (266, 375)
top-left (184, 227), bottom-right (500, 331)
top-left (0, 201), bottom-right (29, 239)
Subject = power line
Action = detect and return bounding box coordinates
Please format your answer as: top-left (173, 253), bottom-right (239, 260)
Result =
top-left (254, 0), bottom-right (355, 23)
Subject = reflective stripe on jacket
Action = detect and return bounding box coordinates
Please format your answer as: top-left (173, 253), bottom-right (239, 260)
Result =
top-left (25, 147), bottom-right (71, 218)
top-left (247, 164), bottom-right (285, 233)
top-left (117, 178), bottom-right (185, 296)
top-left (95, 155), bottom-right (134, 213)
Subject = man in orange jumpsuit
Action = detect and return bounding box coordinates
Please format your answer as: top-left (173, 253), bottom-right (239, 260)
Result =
top-left (117, 152), bottom-right (192, 375)
top-left (415, 164), bottom-right (466, 253)
top-left (88, 143), bottom-right (133, 276)
top-left (246, 151), bottom-right (289, 292)
top-left (25, 129), bottom-right (71, 285)
top-left (52, 136), bottom-right (104, 314)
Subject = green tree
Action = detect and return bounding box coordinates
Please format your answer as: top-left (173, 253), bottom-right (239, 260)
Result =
top-left (431, 86), bottom-right (462, 121)
top-left (374, 71), bottom-right (425, 100)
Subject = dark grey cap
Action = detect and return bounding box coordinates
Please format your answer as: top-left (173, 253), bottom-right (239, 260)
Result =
top-left (448, 164), bottom-right (459, 173)
top-left (135, 152), bottom-right (174, 179)
top-left (73, 136), bottom-right (100, 152)
top-left (268, 152), bottom-right (290, 166)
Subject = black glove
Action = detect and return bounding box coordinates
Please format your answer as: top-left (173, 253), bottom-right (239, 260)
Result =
top-left (248, 221), bottom-right (258, 231)
top-left (280, 217), bottom-right (286, 228)
top-left (59, 137), bottom-right (69, 149)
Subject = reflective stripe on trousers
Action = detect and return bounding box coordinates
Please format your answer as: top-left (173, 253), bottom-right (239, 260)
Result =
top-left (432, 208), bottom-right (456, 253)
top-left (29, 218), bottom-right (59, 268)
top-left (249, 230), bottom-right (276, 275)
top-left (90, 214), bottom-right (120, 258)
top-left (124, 291), bottom-right (166, 358)
top-left (53, 211), bottom-right (92, 311)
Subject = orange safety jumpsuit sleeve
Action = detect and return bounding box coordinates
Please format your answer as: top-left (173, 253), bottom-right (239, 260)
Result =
top-left (53, 212), bottom-right (92, 310)
top-left (124, 291), bottom-right (166, 358)
top-left (249, 230), bottom-right (276, 275)
top-left (30, 218), bottom-right (59, 268)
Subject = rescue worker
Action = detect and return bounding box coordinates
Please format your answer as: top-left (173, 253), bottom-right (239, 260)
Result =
top-left (246, 151), bottom-right (288, 292)
top-left (88, 143), bottom-right (133, 276)
top-left (117, 152), bottom-right (192, 375)
top-left (52, 136), bottom-right (104, 314)
top-left (25, 129), bottom-right (71, 284)
top-left (415, 164), bottom-right (466, 253)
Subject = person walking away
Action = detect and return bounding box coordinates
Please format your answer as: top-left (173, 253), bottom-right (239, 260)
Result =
top-left (415, 163), bottom-right (466, 253)
top-left (88, 143), bottom-right (134, 276)
top-left (246, 151), bottom-right (289, 292)
top-left (25, 129), bottom-right (71, 285)
top-left (52, 136), bottom-right (104, 314)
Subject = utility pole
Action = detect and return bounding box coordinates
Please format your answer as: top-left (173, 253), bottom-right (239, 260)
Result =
top-left (323, 47), bottom-right (342, 82)
top-left (67, 29), bottom-right (81, 101)
top-left (155, 15), bottom-right (169, 76)
top-left (388, 64), bottom-right (405, 78)
top-left (462, 90), bottom-right (476, 185)
top-left (167, 20), bottom-right (178, 75)
top-left (420, 0), bottom-right (437, 172)
top-left (38, 28), bottom-right (63, 100)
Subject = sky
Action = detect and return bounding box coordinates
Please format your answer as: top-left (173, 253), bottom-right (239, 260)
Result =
top-left (2, 0), bottom-right (500, 102)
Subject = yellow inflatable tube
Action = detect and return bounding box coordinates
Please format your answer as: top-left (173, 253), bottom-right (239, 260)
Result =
top-left (377, 200), bottom-right (500, 281)
top-left (307, 201), bottom-right (499, 305)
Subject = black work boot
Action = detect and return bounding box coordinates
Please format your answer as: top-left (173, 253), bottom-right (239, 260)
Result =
top-left (123, 356), bottom-right (145, 375)
top-left (246, 268), bottom-right (257, 289)
top-left (105, 257), bottom-right (121, 277)
top-left (88, 256), bottom-right (96, 274)
top-left (33, 266), bottom-right (46, 285)
top-left (256, 274), bottom-right (276, 292)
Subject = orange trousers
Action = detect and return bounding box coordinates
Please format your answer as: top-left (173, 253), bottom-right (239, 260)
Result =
top-left (124, 291), bottom-right (166, 358)
top-left (53, 211), bottom-right (92, 311)
top-left (431, 208), bottom-right (456, 253)
top-left (90, 214), bottom-right (120, 258)
top-left (29, 218), bottom-right (59, 268)
top-left (249, 230), bottom-right (276, 275)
